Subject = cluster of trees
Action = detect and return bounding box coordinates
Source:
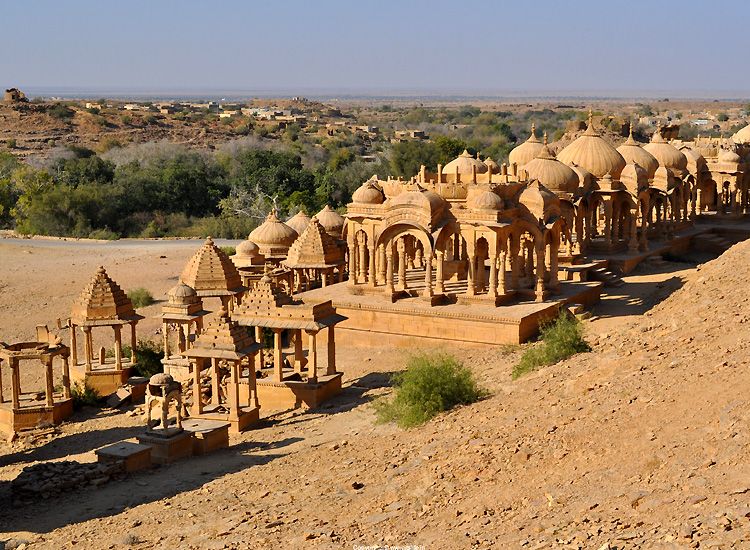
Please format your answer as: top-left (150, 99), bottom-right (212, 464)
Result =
top-left (0, 141), bottom-right (387, 239)
top-left (0, 104), bottom-right (601, 240)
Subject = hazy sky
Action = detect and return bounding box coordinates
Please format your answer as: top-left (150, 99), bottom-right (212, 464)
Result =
top-left (2, 0), bottom-right (749, 97)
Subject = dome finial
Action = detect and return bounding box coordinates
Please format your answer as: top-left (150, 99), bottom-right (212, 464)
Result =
top-left (543, 132), bottom-right (548, 146)
top-left (587, 109), bottom-right (593, 128)
top-left (530, 123), bottom-right (536, 139)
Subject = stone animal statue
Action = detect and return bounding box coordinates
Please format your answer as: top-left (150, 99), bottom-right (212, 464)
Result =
top-left (145, 373), bottom-right (183, 432)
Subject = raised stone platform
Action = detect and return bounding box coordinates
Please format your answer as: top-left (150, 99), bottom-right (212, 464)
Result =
top-left (191, 404), bottom-right (260, 434)
top-left (255, 372), bottom-right (343, 410)
top-left (0, 396), bottom-right (74, 434)
top-left (70, 364), bottom-right (132, 395)
top-left (297, 281), bottom-right (602, 346)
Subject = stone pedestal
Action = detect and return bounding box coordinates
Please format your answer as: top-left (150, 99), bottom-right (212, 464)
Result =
top-left (255, 372), bottom-right (343, 411)
top-left (96, 441), bottom-right (152, 473)
top-left (137, 431), bottom-right (192, 464)
top-left (182, 419), bottom-right (230, 455)
top-left (127, 376), bottom-right (149, 402)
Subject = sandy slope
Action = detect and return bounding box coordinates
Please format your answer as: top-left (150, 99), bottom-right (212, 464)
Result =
top-left (1, 239), bottom-right (749, 548)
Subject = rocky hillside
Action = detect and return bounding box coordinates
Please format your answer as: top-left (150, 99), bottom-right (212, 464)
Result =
top-left (4, 242), bottom-right (750, 548)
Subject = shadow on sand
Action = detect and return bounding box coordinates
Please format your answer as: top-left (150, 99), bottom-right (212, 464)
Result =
top-left (0, 436), bottom-right (301, 534)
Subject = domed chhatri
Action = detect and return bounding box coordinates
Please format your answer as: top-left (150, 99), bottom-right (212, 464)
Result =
top-left (351, 178), bottom-right (385, 205)
top-left (509, 124), bottom-right (544, 167)
top-left (248, 209), bottom-right (299, 259)
top-left (557, 111), bottom-right (626, 179)
top-left (616, 123), bottom-right (659, 179)
top-left (167, 282), bottom-right (199, 305)
top-left (522, 133), bottom-right (579, 193)
top-left (285, 210), bottom-right (311, 235)
top-left (643, 128), bottom-right (688, 177)
top-left (466, 188), bottom-right (504, 211)
top-left (315, 205), bottom-right (345, 239)
top-left (718, 148), bottom-right (741, 164)
top-left (483, 156), bottom-right (500, 174)
top-left (442, 150), bottom-right (488, 176)
top-left (732, 122), bottom-right (750, 145)
top-left (69, 266), bottom-right (144, 395)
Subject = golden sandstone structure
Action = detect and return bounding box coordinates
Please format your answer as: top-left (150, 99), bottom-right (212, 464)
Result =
top-left (3, 111), bottom-right (749, 438)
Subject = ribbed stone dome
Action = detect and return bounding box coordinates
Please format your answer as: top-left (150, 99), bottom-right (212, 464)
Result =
top-left (732, 123), bottom-right (750, 145)
top-left (616, 127), bottom-right (659, 179)
top-left (522, 135), bottom-right (579, 193)
top-left (556, 113), bottom-right (626, 179)
top-left (315, 205), bottom-right (345, 239)
top-left (466, 189), bottom-right (503, 211)
top-left (248, 209), bottom-right (298, 258)
top-left (351, 179), bottom-right (385, 205)
top-left (509, 124), bottom-right (544, 167)
top-left (643, 130), bottom-right (688, 177)
top-left (285, 211), bottom-right (311, 235)
top-left (442, 150), bottom-right (488, 175)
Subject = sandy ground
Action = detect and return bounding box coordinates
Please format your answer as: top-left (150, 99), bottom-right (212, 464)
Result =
top-left (1, 237), bottom-right (744, 549)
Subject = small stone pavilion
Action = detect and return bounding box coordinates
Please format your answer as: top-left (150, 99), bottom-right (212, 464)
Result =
top-left (182, 310), bottom-right (261, 433)
top-left (283, 216), bottom-right (347, 292)
top-left (69, 267), bottom-right (143, 395)
top-left (161, 283), bottom-right (210, 382)
top-left (231, 272), bottom-right (345, 410)
top-left (180, 237), bottom-right (245, 311)
top-left (0, 327), bottom-right (72, 435)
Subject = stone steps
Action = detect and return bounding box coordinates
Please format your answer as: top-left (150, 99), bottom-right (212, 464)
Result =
top-left (589, 267), bottom-right (624, 287)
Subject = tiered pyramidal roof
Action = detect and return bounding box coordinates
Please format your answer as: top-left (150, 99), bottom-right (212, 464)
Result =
top-left (71, 266), bottom-right (143, 325)
top-left (180, 237), bottom-right (244, 296)
top-left (284, 217), bottom-right (345, 269)
top-left (183, 310), bottom-right (258, 360)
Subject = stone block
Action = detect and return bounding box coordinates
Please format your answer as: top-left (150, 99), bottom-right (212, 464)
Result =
top-left (96, 441), bottom-right (152, 473)
top-left (182, 419), bottom-right (230, 455)
top-left (137, 431), bottom-right (192, 464)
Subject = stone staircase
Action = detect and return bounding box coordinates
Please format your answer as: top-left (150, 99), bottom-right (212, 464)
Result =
top-left (692, 233), bottom-right (735, 254)
top-left (588, 266), bottom-right (624, 287)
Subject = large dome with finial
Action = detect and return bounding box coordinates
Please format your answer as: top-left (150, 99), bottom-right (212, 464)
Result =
top-left (522, 133), bottom-right (579, 193)
top-left (509, 124), bottom-right (544, 167)
top-left (643, 129), bottom-right (688, 177)
top-left (442, 150), bottom-right (488, 175)
top-left (556, 111), bottom-right (626, 179)
top-left (616, 124), bottom-right (659, 179)
top-left (732, 123), bottom-right (750, 145)
top-left (351, 179), bottom-right (385, 205)
top-left (248, 209), bottom-right (299, 258)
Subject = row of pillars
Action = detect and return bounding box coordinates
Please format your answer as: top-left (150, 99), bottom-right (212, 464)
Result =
top-left (70, 322), bottom-right (137, 373)
top-left (261, 326), bottom-right (336, 384)
top-left (348, 232), bottom-right (560, 302)
top-left (163, 318), bottom-right (204, 358)
top-left (0, 355), bottom-right (71, 410)
top-left (191, 355), bottom-right (259, 420)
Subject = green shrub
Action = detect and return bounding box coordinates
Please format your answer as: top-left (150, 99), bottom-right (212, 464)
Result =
top-left (512, 312), bottom-right (590, 379)
top-left (131, 339), bottom-right (164, 378)
top-left (374, 353), bottom-right (486, 428)
top-left (127, 288), bottom-right (154, 308)
top-left (220, 245), bottom-right (236, 256)
top-left (88, 228), bottom-right (120, 240)
top-left (5, 138), bottom-right (16, 149)
top-left (49, 103), bottom-right (75, 120)
top-left (71, 382), bottom-right (101, 409)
